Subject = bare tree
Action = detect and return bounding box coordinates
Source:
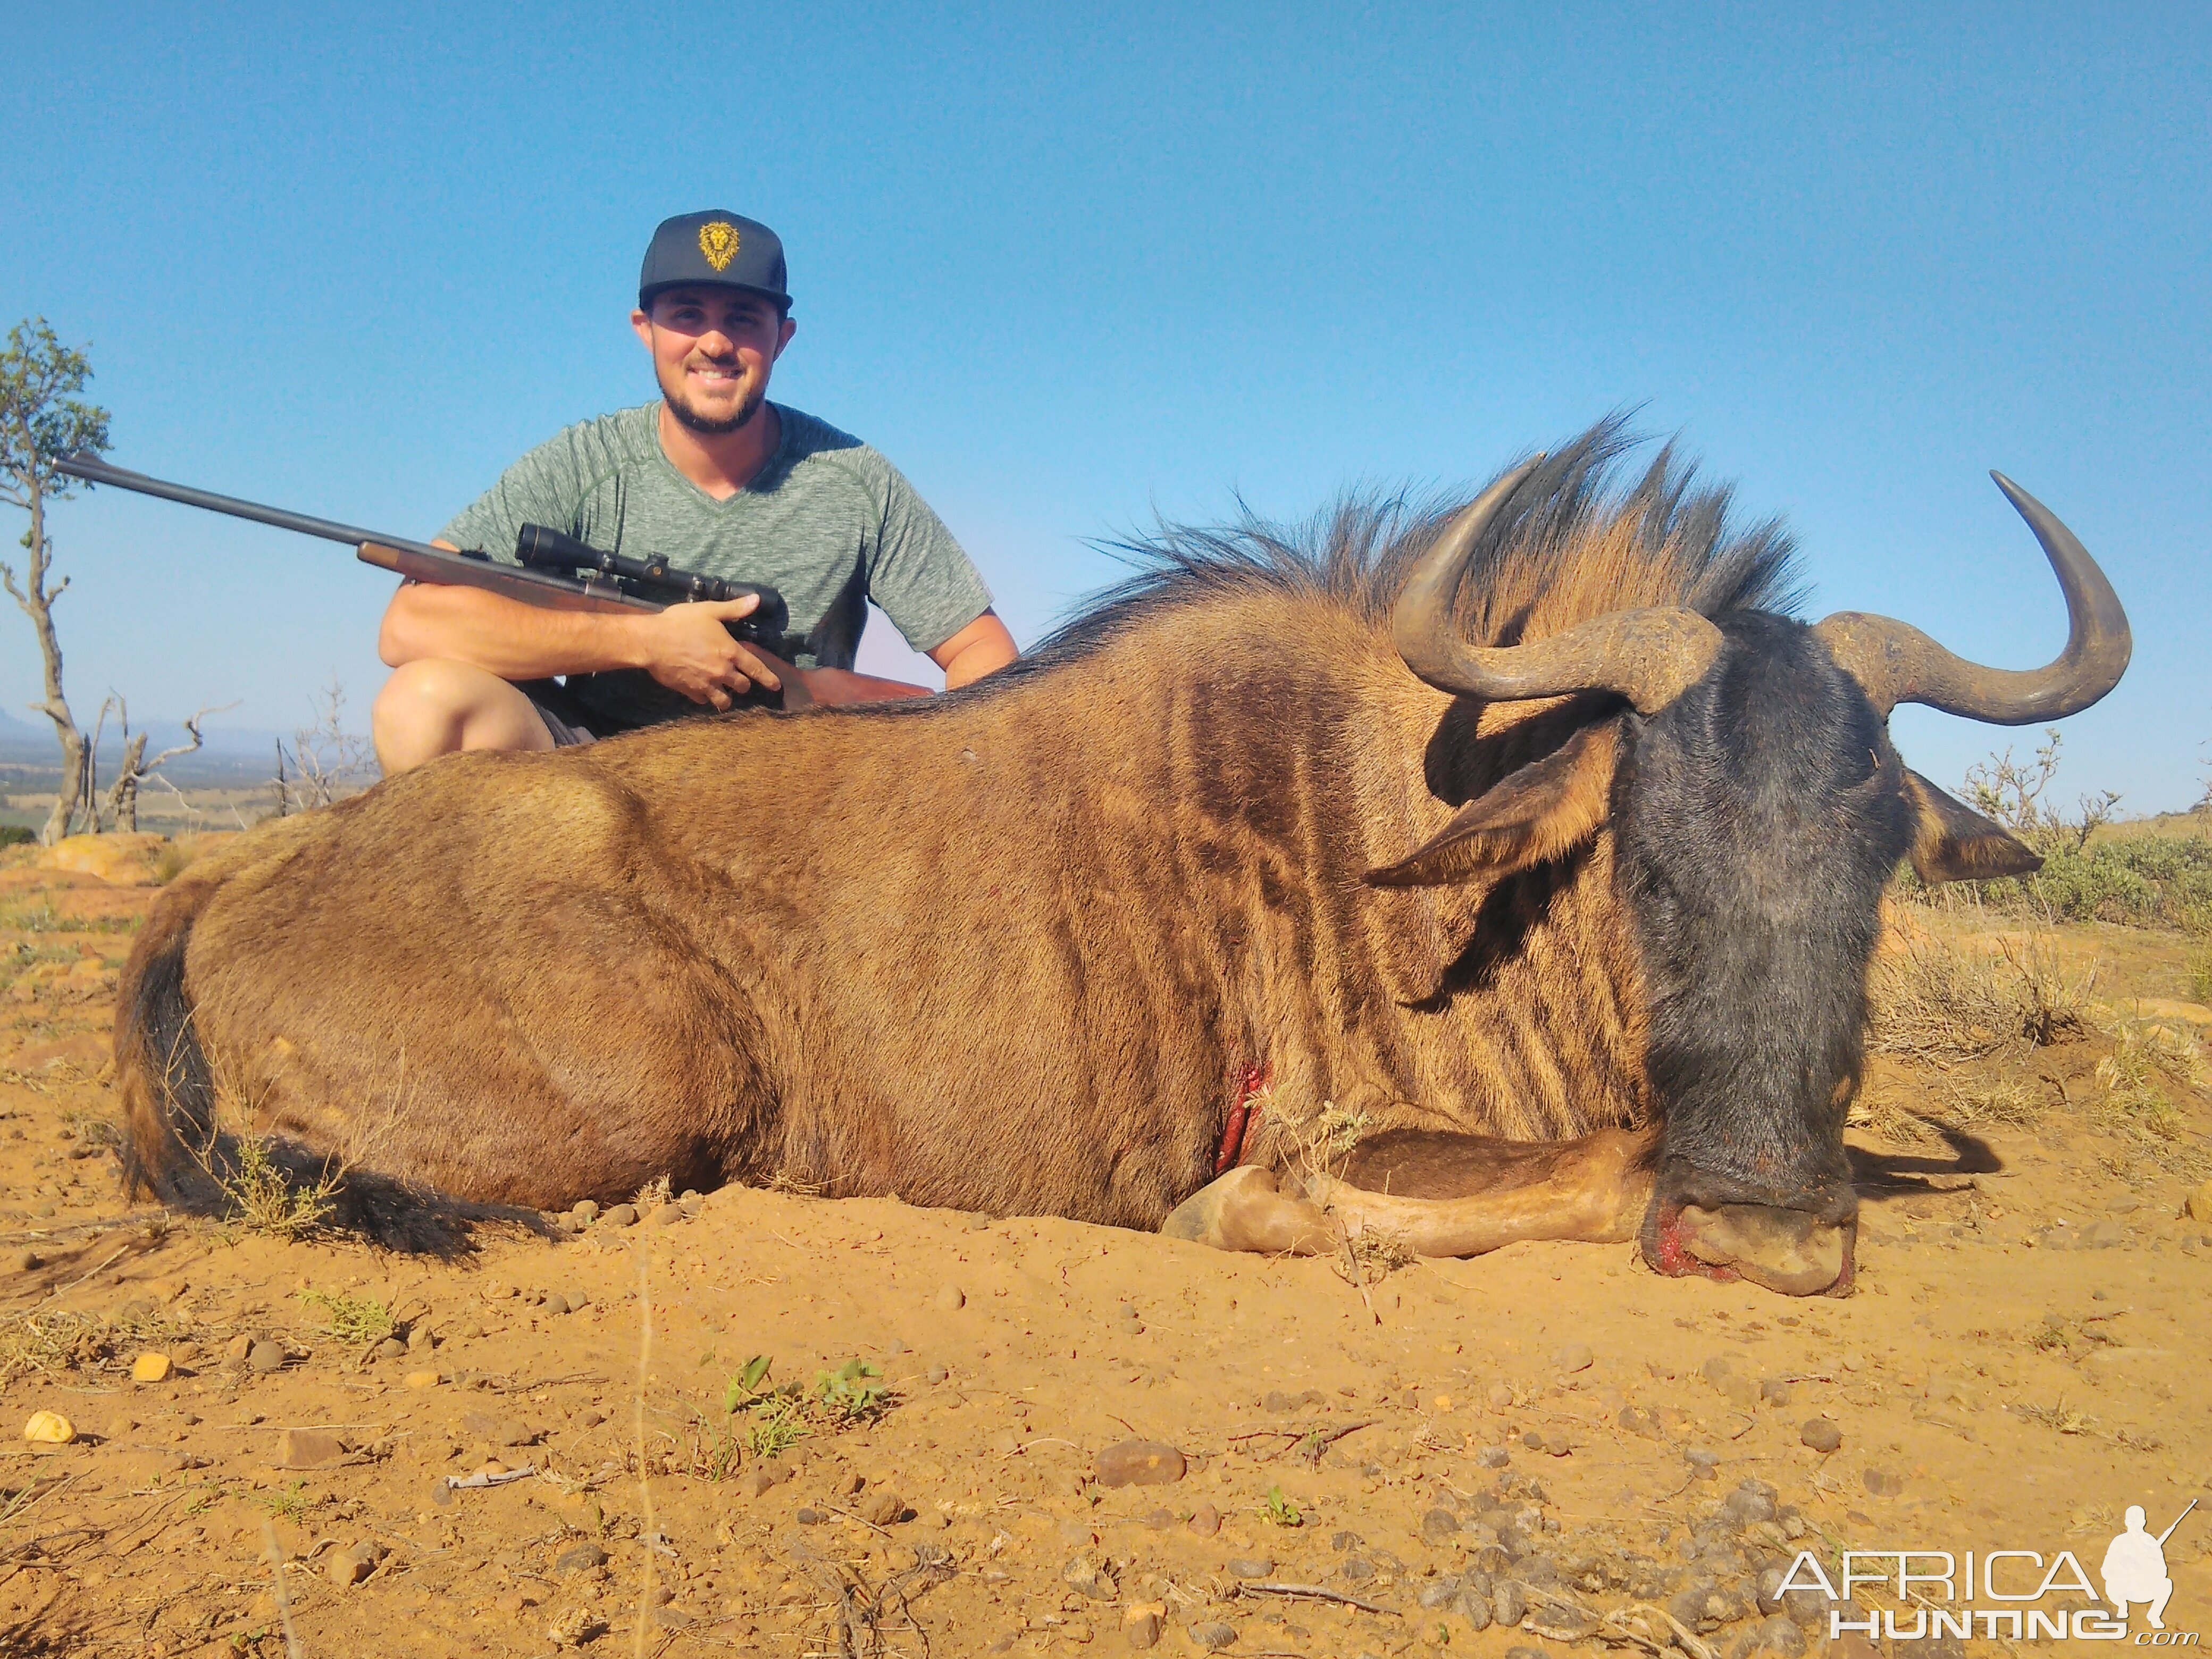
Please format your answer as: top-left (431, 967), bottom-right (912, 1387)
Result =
top-left (0, 318), bottom-right (111, 845)
top-left (273, 678), bottom-right (374, 816)
top-left (92, 696), bottom-right (229, 831)
top-left (1963, 728), bottom-right (2122, 858)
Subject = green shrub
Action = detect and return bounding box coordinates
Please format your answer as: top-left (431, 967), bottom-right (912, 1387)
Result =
top-left (0, 826), bottom-right (33, 849)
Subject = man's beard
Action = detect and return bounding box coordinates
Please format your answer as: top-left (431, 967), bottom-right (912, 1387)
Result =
top-left (665, 373), bottom-right (766, 436)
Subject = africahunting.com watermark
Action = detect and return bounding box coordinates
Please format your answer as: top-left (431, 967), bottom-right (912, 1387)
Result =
top-left (1780, 1501), bottom-right (2197, 1644)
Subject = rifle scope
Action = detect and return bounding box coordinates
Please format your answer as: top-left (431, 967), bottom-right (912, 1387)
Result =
top-left (514, 523), bottom-right (784, 625)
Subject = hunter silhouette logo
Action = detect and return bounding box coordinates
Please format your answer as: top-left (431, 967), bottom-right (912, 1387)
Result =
top-left (697, 221), bottom-right (740, 272)
top-left (2105, 1501), bottom-right (2194, 1631)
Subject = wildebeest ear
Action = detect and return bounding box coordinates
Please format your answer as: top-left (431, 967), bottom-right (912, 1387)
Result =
top-left (1903, 769), bottom-right (2042, 884)
top-left (1366, 723), bottom-right (1618, 889)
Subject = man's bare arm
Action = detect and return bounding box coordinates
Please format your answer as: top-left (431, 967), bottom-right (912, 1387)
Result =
top-left (929, 610), bottom-right (1020, 689)
top-left (378, 540), bottom-right (781, 709)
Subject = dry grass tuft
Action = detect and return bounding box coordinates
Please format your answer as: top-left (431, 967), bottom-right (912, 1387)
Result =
top-left (2094, 1017), bottom-right (2206, 1150)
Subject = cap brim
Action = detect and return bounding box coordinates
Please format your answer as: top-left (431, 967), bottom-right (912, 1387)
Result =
top-left (638, 280), bottom-right (791, 309)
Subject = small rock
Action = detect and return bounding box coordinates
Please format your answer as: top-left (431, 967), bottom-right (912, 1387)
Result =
top-left (1476, 1445), bottom-right (1511, 1469)
top-left (555, 1541), bottom-right (609, 1574)
top-left (278, 1428), bottom-right (349, 1469)
top-left (860, 1490), bottom-right (906, 1527)
top-left (1064, 1554), bottom-right (1118, 1601)
top-left (2184, 1179), bottom-right (2212, 1224)
top-left (1187, 1621), bottom-right (1237, 1650)
top-left (1504, 1647), bottom-right (1549, 1659)
top-left (1095, 1438), bottom-right (1186, 1488)
top-left (1552, 1343), bottom-right (1594, 1373)
top-left (1493, 1579), bottom-right (1528, 1626)
top-left (404, 1370), bottom-right (441, 1390)
top-left (130, 1352), bottom-right (173, 1384)
top-left (572, 1199), bottom-right (600, 1224)
top-left (14, 1250), bottom-right (41, 1273)
top-left (1226, 1557), bottom-right (1273, 1578)
top-left (224, 1333), bottom-right (255, 1364)
top-left (1460, 1588), bottom-right (1494, 1629)
top-left (576, 1406), bottom-right (605, 1428)
top-left (1862, 1467), bottom-right (1905, 1498)
top-left (542, 1293), bottom-right (569, 1316)
top-left (248, 1340), bottom-right (287, 1374)
top-left (327, 1540), bottom-right (383, 1587)
top-left (1759, 1379), bottom-right (1791, 1406)
top-left (795, 1507), bottom-right (825, 1525)
top-left (602, 1203), bottom-right (638, 1227)
top-left (22, 1410), bottom-right (74, 1445)
top-left (926, 1364), bottom-right (950, 1385)
top-left (407, 1325), bottom-right (434, 1352)
top-left (1486, 1381), bottom-right (1515, 1410)
top-left (934, 1283), bottom-right (965, 1311)
top-left (1187, 1502), bottom-right (1221, 1537)
top-left (1420, 1507), bottom-right (1461, 1544)
top-left (1755, 1612), bottom-right (1807, 1656)
top-left (1123, 1603), bottom-right (1165, 1649)
top-left (650, 1202), bottom-right (684, 1226)
top-left (1799, 1419), bottom-right (1842, 1454)
top-left (376, 1337), bottom-right (407, 1361)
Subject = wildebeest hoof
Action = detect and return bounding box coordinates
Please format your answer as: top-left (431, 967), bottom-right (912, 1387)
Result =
top-left (1671, 1202), bottom-right (1848, 1296)
top-left (1160, 1166), bottom-right (1339, 1255)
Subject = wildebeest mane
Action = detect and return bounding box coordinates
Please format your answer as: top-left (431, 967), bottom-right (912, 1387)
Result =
top-left (1017, 416), bottom-right (1805, 675)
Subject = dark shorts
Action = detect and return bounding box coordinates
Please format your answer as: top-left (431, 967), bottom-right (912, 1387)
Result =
top-left (512, 679), bottom-right (641, 749)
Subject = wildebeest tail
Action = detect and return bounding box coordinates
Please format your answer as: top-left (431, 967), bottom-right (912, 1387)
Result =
top-left (114, 873), bottom-right (227, 1210)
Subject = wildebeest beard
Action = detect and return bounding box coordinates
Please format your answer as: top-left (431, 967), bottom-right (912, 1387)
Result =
top-left (1611, 613), bottom-right (1916, 1280)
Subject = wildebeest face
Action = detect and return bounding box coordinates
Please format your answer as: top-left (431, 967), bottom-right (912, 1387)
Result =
top-left (1376, 460), bottom-right (2130, 1294)
top-left (1614, 615), bottom-right (2032, 1293)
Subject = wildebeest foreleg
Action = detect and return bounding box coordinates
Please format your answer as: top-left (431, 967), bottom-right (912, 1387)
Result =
top-left (1159, 1127), bottom-right (1657, 1258)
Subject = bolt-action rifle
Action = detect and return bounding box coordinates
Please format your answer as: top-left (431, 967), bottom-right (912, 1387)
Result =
top-left (52, 453), bottom-right (932, 711)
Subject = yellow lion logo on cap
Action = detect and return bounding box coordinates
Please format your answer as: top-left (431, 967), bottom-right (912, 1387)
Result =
top-left (698, 221), bottom-right (741, 272)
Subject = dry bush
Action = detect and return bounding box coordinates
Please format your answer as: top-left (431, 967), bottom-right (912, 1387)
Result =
top-left (194, 1130), bottom-right (343, 1240)
top-left (0, 1304), bottom-right (185, 1386)
top-left (1869, 930), bottom-right (2090, 1064)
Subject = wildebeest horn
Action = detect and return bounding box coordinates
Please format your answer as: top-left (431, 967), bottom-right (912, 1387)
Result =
top-left (1811, 473), bottom-right (2132, 724)
top-left (1393, 459), bottom-right (1725, 716)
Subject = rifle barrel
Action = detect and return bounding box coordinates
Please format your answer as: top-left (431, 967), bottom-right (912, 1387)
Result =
top-left (55, 453), bottom-right (452, 562)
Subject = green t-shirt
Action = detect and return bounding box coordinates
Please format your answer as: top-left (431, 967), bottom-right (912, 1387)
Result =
top-left (440, 401), bottom-right (993, 726)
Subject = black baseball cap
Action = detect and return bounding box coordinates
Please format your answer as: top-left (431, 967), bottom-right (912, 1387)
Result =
top-left (638, 211), bottom-right (791, 311)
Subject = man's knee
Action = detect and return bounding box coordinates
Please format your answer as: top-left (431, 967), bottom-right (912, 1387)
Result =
top-left (373, 660), bottom-right (548, 773)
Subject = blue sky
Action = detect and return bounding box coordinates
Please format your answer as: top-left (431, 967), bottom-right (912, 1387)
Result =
top-left (4, 4), bottom-right (2206, 807)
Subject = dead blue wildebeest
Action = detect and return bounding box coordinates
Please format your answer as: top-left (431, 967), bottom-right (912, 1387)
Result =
top-left (114, 425), bottom-right (2129, 1293)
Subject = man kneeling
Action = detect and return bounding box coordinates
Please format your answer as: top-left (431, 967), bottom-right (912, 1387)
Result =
top-left (373, 210), bottom-right (1016, 772)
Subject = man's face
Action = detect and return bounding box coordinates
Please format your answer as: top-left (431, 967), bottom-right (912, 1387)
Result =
top-left (631, 287), bottom-right (796, 435)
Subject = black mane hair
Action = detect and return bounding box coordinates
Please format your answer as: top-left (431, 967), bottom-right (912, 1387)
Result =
top-left (1014, 416), bottom-right (1806, 675)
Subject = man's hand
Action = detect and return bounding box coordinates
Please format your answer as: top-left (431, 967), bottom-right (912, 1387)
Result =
top-left (635, 595), bottom-right (781, 708)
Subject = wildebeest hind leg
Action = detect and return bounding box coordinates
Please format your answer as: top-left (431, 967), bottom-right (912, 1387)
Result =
top-left (1159, 1127), bottom-right (1658, 1259)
